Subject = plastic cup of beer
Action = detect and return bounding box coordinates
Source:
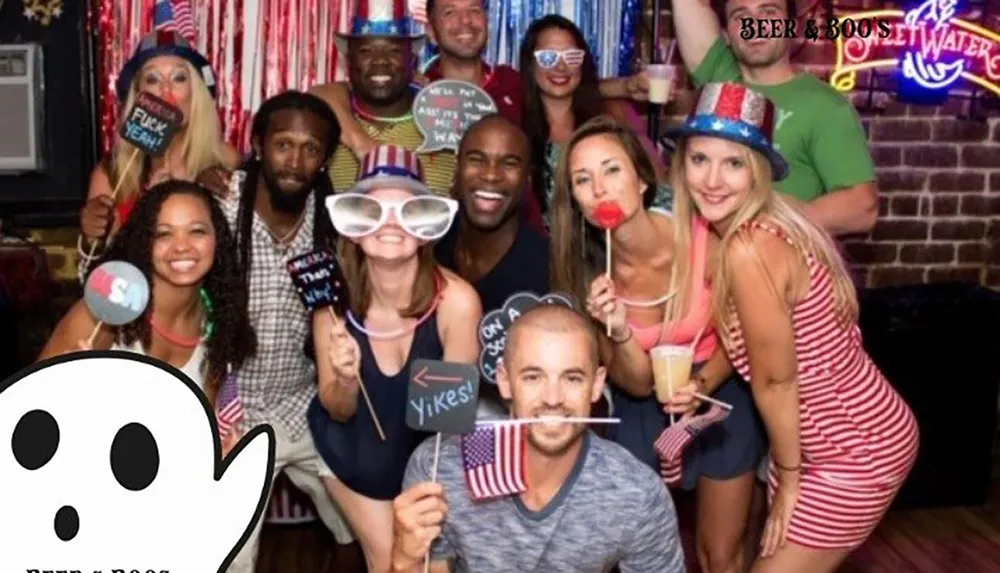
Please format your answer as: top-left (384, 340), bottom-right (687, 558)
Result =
top-left (650, 344), bottom-right (694, 403)
top-left (646, 64), bottom-right (675, 105)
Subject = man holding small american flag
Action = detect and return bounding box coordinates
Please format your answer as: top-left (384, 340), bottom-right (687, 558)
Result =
top-left (391, 305), bottom-right (685, 573)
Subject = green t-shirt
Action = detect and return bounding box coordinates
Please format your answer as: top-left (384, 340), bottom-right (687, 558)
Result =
top-left (690, 38), bottom-right (875, 202)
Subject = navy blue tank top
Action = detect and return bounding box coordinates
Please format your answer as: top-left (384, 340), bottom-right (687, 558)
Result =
top-left (308, 312), bottom-right (444, 500)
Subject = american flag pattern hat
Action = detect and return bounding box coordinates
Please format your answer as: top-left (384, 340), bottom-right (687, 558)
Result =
top-left (349, 144), bottom-right (432, 196)
top-left (116, 29), bottom-right (216, 102)
top-left (665, 82), bottom-right (789, 181)
top-left (338, 0), bottom-right (425, 40)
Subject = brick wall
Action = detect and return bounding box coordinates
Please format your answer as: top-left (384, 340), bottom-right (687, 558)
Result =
top-left (642, 2), bottom-right (1000, 290)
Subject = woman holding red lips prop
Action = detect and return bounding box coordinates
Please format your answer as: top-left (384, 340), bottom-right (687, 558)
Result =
top-left (550, 116), bottom-right (766, 573)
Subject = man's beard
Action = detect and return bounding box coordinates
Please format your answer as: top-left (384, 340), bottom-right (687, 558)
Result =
top-left (262, 169), bottom-right (316, 215)
top-left (439, 38), bottom-right (485, 61)
top-left (735, 47), bottom-right (786, 69)
top-left (350, 71), bottom-right (410, 107)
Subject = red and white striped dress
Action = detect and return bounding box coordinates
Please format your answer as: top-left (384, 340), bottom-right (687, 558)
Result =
top-left (725, 221), bottom-right (919, 550)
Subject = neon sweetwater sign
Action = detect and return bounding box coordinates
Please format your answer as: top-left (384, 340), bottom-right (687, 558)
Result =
top-left (830, 0), bottom-right (1000, 97)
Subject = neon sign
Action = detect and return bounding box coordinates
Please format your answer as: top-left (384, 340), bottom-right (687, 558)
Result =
top-left (830, 0), bottom-right (1000, 98)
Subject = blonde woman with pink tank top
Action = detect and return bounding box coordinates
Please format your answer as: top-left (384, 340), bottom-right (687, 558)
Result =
top-left (549, 116), bottom-right (766, 573)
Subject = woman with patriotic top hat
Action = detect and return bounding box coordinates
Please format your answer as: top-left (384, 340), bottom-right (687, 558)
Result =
top-left (665, 82), bottom-right (918, 571)
top-left (550, 114), bottom-right (765, 573)
top-left (78, 29), bottom-right (241, 278)
top-left (309, 144), bottom-right (481, 573)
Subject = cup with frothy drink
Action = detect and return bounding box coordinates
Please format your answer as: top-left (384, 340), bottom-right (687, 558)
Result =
top-left (646, 64), bottom-right (676, 105)
top-left (650, 344), bottom-right (694, 404)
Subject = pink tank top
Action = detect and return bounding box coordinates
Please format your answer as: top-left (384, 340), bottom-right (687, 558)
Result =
top-left (629, 216), bottom-right (718, 363)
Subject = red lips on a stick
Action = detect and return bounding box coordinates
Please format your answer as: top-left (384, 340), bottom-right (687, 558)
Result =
top-left (593, 201), bottom-right (625, 336)
top-left (594, 201), bottom-right (626, 230)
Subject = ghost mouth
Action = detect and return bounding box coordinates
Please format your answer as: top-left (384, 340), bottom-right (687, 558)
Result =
top-left (54, 505), bottom-right (79, 541)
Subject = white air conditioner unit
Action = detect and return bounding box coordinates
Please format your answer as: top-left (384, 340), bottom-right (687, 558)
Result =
top-left (0, 44), bottom-right (45, 173)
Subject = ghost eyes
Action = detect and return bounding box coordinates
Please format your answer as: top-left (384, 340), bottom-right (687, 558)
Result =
top-left (110, 423), bottom-right (160, 491)
top-left (11, 410), bottom-right (160, 492)
top-left (11, 409), bottom-right (60, 470)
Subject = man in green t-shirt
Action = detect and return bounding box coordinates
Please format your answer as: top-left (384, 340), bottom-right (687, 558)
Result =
top-left (673, 0), bottom-right (878, 236)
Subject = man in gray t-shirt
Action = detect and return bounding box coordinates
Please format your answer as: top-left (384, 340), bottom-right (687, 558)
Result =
top-left (391, 305), bottom-right (685, 573)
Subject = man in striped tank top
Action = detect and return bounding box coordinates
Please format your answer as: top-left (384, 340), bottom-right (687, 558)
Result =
top-left (312, 0), bottom-right (457, 197)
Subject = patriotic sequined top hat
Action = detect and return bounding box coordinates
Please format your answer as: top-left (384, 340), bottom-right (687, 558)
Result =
top-left (116, 30), bottom-right (217, 103)
top-left (350, 144), bottom-right (431, 196)
top-left (665, 82), bottom-right (789, 181)
top-left (338, 0), bottom-right (426, 45)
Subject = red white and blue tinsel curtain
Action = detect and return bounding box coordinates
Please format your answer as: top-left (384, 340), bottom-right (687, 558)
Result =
top-left (91, 0), bottom-right (640, 155)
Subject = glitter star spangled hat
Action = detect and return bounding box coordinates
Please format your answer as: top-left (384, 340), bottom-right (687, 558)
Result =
top-left (665, 82), bottom-right (789, 181)
top-left (337, 0), bottom-right (425, 42)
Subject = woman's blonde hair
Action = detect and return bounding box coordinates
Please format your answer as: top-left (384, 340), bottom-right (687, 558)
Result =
top-left (670, 138), bottom-right (858, 349)
top-left (110, 60), bottom-right (227, 199)
top-left (548, 116), bottom-right (695, 327)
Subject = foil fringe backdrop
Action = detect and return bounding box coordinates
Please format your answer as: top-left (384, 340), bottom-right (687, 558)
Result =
top-left (92, 0), bottom-right (640, 155)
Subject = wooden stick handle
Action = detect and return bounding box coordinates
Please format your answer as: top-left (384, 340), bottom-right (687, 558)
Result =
top-left (691, 391), bottom-right (733, 411)
top-left (84, 148), bottom-right (142, 265)
top-left (423, 432), bottom-right (443, 573)
top-left (328, 307), bottom-right (386, 442)
top-left (605, 228), bottom-right (612, 337)
top-left (85, 321), bottom-right (104, 349)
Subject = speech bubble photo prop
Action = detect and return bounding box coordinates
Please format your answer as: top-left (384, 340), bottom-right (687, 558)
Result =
top-left (119, 91), bottom-right (183, 158)
top-left (406, 358), bottom-right (480, 572)
top-left (0, 352), bottom-right (275, 572)
top-left (478, 291), bottom-right (576, 384)
top-left (82, 261), bottom-right (150, 347)
top-left (287, 249), bottom-right (349, 316)
top-left (413, 80), bottom-right (498, 153)
top-left (83, 92), bottom-right (184, 270)
top-left (287, 249), bottom-right (385, 442)
top-left (406, 359), bottom-right (481, 436)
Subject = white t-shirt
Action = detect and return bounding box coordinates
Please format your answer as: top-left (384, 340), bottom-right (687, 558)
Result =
top-left (110, 339), bottom-right (208, 392)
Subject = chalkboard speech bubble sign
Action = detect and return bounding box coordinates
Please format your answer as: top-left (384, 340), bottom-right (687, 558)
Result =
top-left (406, 359), bottom-right (481, 435)
top-left (413, 80), bottom-right (498, 153)
top-left (287, 249), bottom-right (349, 316)
top-left (83, 261), bottom-right (151, 326)
top-left (119, 91), bottom-right (183, 157)
top-left (478, 291), bottom-right (577, 384)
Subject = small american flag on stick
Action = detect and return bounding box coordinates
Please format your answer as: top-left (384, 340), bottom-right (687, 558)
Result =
top-left (461, 422), bottom-right (528, 501)
top-left (154, 0), bottom-right (197, 43)
top-left (216, 372), bottom-right (244, 439)
top-left (655, 404), bottom-right (731, 485)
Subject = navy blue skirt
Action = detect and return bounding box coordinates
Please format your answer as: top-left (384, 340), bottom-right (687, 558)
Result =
top-left (606, 368), bottom-right (766, 490)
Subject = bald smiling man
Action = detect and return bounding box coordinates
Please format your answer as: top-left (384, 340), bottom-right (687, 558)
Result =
top-left (391, 305), bottom-right (685, 573)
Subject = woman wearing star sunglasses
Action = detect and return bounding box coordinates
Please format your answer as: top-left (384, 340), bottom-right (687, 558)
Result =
top-left (307, 145), bottom-right (482, 573)
top-left (519, 14), bottom-right (675, 230)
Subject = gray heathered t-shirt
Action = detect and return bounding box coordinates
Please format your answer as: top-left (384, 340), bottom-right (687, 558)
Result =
top-left (402, 431), bottom-right (686, 573)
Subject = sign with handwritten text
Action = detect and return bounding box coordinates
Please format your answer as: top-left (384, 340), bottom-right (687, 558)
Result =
top-left (413, 80), bottom-right (498, 153)
top-left (119, 91), bottom-right (183, 157)
top-left (830, 0), bottom-right (1000, 102)
top-left (287, 249), bottom-right (349, 315)
top-left (83, 261), bottom-right (150, 325)
top-left (478, 292), bottom-right (576, 384)
top-left (406, 359), bottom-right (480, 435)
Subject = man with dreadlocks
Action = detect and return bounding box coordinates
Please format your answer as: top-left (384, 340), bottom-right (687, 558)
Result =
top-left (204, 90), bottom-right (353, 573)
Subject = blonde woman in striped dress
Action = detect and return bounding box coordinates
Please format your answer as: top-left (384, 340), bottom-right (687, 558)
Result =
top-left (665, 82), bottom-right (918, 572)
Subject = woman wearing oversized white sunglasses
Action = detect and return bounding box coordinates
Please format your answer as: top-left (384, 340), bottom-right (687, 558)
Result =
top-left (306, 144), bottom-right (482, 573)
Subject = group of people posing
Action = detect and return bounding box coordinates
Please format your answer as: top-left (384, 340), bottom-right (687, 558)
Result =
top-left (40, 0), bottom-right (920, 571)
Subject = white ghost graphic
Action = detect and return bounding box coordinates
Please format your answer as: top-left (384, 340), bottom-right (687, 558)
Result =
top-left (0, 352), bottom-right (275, 573)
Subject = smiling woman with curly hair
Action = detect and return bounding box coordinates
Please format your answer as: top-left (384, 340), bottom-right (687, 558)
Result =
top-left (41, 180), bottom-right (257, 409)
